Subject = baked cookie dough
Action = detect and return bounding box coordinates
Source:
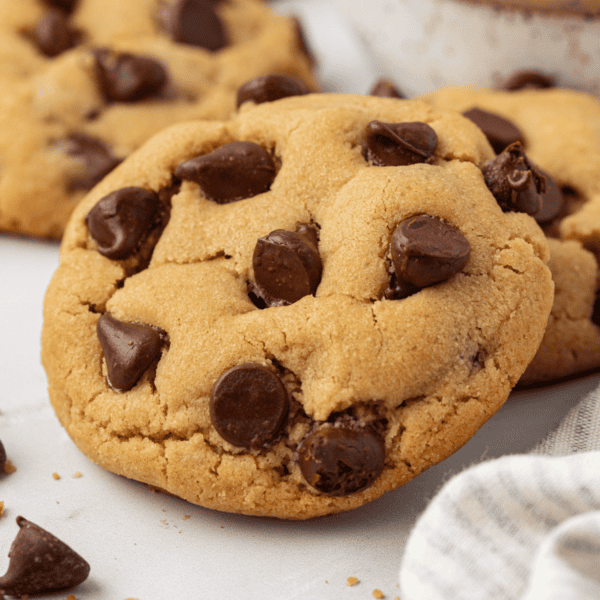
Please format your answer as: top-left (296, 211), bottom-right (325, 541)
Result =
top-left (42, 93), bottom-right (553, 519)
top-left (0, 0), bottom-right (317, 239)
top-left (426, 86), bottom-right (600, 383)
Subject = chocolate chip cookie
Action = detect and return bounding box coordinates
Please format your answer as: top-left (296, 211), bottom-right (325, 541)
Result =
top-left (42, 93), bottom-right (553, 518)
top-left (0, 0), bottom-right (317, 239)
top-left (426, 86), bottom-right (600, 383)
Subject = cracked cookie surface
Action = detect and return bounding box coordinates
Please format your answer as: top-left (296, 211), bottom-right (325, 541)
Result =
top-left (426, 86), bottom-right (600, 383)
top-left (0, 0), bottom-right (316, 239)
top-left (42, 94), bottom-right (553, 518)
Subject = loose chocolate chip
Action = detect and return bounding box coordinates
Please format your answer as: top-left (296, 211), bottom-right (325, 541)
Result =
top-left (34, 9), bottom-right (76, 57)
top-left (63, 133), bottom-right (122, 191)
top-left (297, 424), bottom-right (385, 496)
top-left (97, 314), bottom-right (165, 392)
top-left (364, 121), bottom-right (438, 166)
top-left (252, 228), bottom-right (322, 306)
top-left (0, 440), bottom-right (6, 473)
top-left (44, 0), bottom-right (77, 13)
top-left (210, 363), bottom-right (289, 448)
top-left (482, 142), bottom-right (545, 215)
top-left (175, 141), bottom-right (276, 203)
top-left (503, 70), bottom-right (554, 91)
top-left (463, 108), bottom-right (524, 154)
top-left (86, 187), bottom-right (161, 260)
top-left (0, 517), bottom-right (90, 596)
top-left (369, 78), bottom-right (405, 99)
top-left (292, 16), bottom-right (317, 68)
top-left (95, 50), bottom-right (168, 102)
top-left (534, 168), bottom-right (564, 224)
top-left (236, 75), bottom-right (310, 109)
top-left (391, 215), bottom-right (471, 289)
top-left (165, 0), bottom-right (228, 52)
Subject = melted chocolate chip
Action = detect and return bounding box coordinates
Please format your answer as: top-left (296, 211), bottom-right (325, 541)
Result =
top-left (482, 142), bottom-right (545, 215)
top-left (534, 168), bottom-right (564, 224)
top-left (292, 16), bottom-right (317, 68)
top-left (0, 440), bottom-right (6, 473)
top-left (175, 141), bottom-right (276, 203)
top-left (95, 50), bottom-right (168, 102)
top-left (463, 108), bottom-right (524, 154)
top-left (503, 70), bottom-right (554, 91)
top-left (236, 75), bottom-right (310, 109)
top-left (34, 9), bottom-right (76, 57)
top-left (44, 0), bottom-right (77, 13)
top-left (165, 0), bottom-right (228, 52)
top-left (297, 424), bottom-right (385, 496)
top-left (369, 78), bottom-right (405, 99)
top-left (0, 517), bottom-right (90, 596)
top-left (86, 187), bottom-right (161, 260)
top-left (364, 121), bottom-right (437, 166)
top-left (252, 228), bottom-right (322, 306)
top-left (210, 363), bottom-right (289, 448)
top-left (391, 215), bottom-right (471, 290)
top-left (97, 314), bottom-right (165, 392)
top-left (63, 133), bottom-right (121, 191)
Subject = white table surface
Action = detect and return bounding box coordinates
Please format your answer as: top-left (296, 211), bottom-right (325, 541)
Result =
top-left (1, 3), bottom-right (598, 599)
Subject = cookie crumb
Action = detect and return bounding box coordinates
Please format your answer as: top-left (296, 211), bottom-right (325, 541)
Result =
top-left (72, 472), bottom-right (82, 478)
top-left (5, 460), bottom-right (16, 474)
top-left (66, 595), bottom-right (76, 600)
top-left (183, 515), bottom-right (190, 520)
top-left (373, 590), bottom-right (384, 599)
top-left (52, 472), bottom-right (60, 480)
top-left (347, 577), bottom-right (359, 586)
top-left (0, 501), bottom-right (4, 516)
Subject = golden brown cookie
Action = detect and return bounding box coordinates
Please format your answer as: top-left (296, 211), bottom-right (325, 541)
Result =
top-left (426, 86), bottom-right (600, 383)
top-left (0, 0), bottom-right (317, 239)
top-left (42, 93), bottom-right (553, 518)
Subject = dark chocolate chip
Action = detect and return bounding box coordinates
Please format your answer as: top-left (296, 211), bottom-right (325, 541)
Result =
top-left (165, 0), bottom-right (228, 52)
top-left (369, 78), bottom-right (405, 99)
top-left (0, 517), bottom-right (90, 596)
top-left (252, 228), bottom-right (322, 306)
top-left (391, 215), bottom-right (471, 289)
top-left (592, 292), bottom-right (600, 329)
top-left (63, 133), bottom-right (122, 191)
top-left (364, 121), bottom-right (438, 166)
top-left (482, 142), bottom-right (545, 215)
top-left (86, 187), bottom-right (161, 260)
top-left (534, 168), bottom-right (564, 224)
top-left (34, 9), bottom-right (76, 57)
top-left (463, 108), bottom-right (524, 154)
top-left (174, 141), bottom-right (276, 203)
top-left (0, 440), bottom-right (6, 473)
top-left (291, 16), bottom-right (317, 68)
top-left (297, 424), bottom-right (385, 496)
top-left (97, 314), bottom-right (165, 392)
top-left (210, 363), bottom-right (289, 448)
top-left (95, 50), bottom-right (168, 102)
top-left (503, 70), bottom-right (555, 91)
top-left (236, 75), bottom-right (310, 109)
top-left (44, 0), bottom-right (77, 13)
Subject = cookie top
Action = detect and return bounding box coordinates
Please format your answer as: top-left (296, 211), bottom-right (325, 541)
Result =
top-left (455, 0), bottom-right (600, 14)
top-left (42, 93), bottom-right (553, 519)
top-left (0, 0), bottom-right (316, 238)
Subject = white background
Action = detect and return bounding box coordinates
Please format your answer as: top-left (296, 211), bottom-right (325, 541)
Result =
top-left (1, 2), bottom-right (598, 598)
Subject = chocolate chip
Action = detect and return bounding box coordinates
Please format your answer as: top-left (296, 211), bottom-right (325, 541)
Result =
top-left (97, 314), bottom-right (165, 392)
top-left (463, 108), bottom-right (524, 154)
top-left (252, 227), bottom-right (322, 307)
top-left (86, 187), bottom-right (161, 260)
top-left (95, 50), bottom-right (168, 102)
top-left (369, 78), bottom-right (405, 99)
top-left (482, 142), bottom-right (545, 215)
top-left (210, 363), bottom-right (289, 448)
top-left (34, 9), bottom-right (76, 57)
top-left (364, 121), bottom-right (438, 166)
top-left (44, 0), bottom-right (77, 13)
top-left (63, 133), bottom-right (122, 191)
top-left (391, 215), bottom-right (471, 290)
top-left (503, 70), bottom-right (554, 91)
top-left (236, 75), bottom-right (310, 109)
top-left (165, 0), bottom-right (228, 52)
top-left (534, 168), bottom-right (564, 224)
top-left (0, 517), bottom-right (90, 596)
top-left (175, 141), bottom-right (276, 203)
top-left (0, 441), bottom-right (6, 473)
top-left (297, 424), bottom-right (385, 496)
top-left (291, 16), bottom-right (317, 68)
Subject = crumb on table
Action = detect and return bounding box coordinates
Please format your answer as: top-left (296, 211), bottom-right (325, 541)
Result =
top-left (53, 472), bottom-right (60, 480)
top-left (0, 501), bottom-right (4, 516)
top-left (4, 460), bottom-right (16, 474)
top-left (347, 576), bottom-right (359, 586)
top-left (373, 590), bottom-right (384, 599)
top-left (72, 472), bottom-right (82, 478)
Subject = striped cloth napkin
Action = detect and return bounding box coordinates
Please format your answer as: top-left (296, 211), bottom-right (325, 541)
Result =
top-left (399, 385), bottom-right (600, 600)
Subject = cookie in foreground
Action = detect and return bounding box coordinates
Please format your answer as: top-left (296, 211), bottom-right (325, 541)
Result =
top-left (42, 93), bottom-right (553, 518)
